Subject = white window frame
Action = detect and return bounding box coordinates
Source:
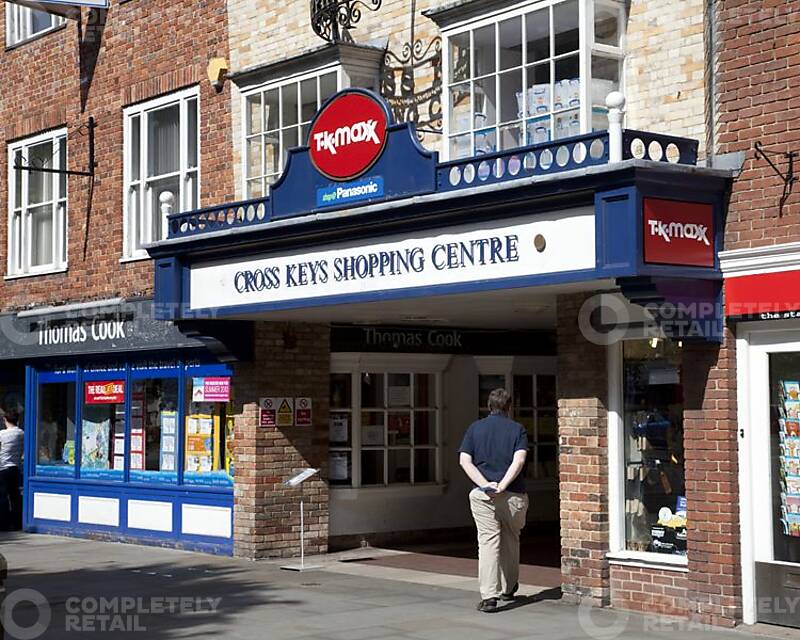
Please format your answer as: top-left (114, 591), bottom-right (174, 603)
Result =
top-left (5, 3), bottom-right (65, 47)
top-left (330, 354), bottom-right (449, 489)
top-left (441, 0), bottom-right (626, 160)
top-left (240, 65), bottom-right (342, 198)
top-left (122, 86), bottom-right (200, 260)
top-left (7, 128), bottom-right (68, 278)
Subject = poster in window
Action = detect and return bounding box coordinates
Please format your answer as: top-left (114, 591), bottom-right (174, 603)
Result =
top-left (329, 452), bottom-right (349, 481)
top-left (329, 415), bottom-right (349, 443)
top-left (81, 419), bottom-right (110, 469)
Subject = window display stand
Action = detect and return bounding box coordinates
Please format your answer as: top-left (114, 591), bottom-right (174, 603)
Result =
top-left (280, 468), bottom-right (321, 572)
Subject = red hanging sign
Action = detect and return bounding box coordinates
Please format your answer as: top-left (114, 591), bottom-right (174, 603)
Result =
top-left (308, 90), bottom-right (390, 182)
top-left (643, 198), bottom-right (715, 268)
top-left (85, 380), bottom-right (125, 404)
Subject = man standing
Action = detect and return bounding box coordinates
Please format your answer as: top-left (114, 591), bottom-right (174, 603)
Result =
top-left (0, 408), bottom-right (24, 531)
top-left (459, 388), bottom-right (528, 612)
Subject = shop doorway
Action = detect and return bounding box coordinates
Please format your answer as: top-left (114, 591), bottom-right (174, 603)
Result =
top-left (739, 330), bottom-right (800, 629)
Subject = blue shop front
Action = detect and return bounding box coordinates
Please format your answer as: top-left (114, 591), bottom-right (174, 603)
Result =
top-left (142, 89), bottom-right (734, 556)
top-left (10, 299), bottom-right (252, 554)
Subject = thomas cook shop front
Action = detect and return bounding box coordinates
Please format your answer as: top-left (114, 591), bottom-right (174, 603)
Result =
top-left (89, 89), bottom-right (733, 618)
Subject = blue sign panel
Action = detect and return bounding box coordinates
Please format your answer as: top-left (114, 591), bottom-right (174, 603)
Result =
top-left (316, 176), bottom-right (384, 208)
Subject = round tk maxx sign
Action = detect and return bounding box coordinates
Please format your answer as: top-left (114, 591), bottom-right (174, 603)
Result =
top-left (308, 91), bottom-right (389, 181)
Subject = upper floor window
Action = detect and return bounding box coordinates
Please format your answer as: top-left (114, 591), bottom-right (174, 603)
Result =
top-left (243, 68), bottom-right (339, 197)
top-left (123, 87), bottom-right (199, 259)
top-left (6, 3), bottom-right (65, 47)
top-left (7, 129), bottom-right (68, 277)
top-left (444, 0), bottom-right (624, 159)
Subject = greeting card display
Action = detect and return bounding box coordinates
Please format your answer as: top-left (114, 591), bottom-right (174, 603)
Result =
top-left (778, 381), bottom-right (800, 537)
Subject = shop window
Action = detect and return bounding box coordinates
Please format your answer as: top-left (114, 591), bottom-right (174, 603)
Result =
top-left (768, 354), bottom-right (800, 561)
top-left (183, 377), bottom-right (234, 487)
top-left (129, 378), bottom-right (179, 483)
top-left (622, 339), bottom-right (686, 556)
top-left (81, 379), bottom-right (126, 481)
top-left (243, 69), bottom-right (339, 197)
top-left (444, 0), bottom-right (625, 159)
top-left (36, 381), bottom-right (76, 475)
top-left (7, 129), bottom-right (68, 276)
top-left (123, 87), bottom-right (199, 258)
top-left (329, 371), bottom-right (441, 487)
top-left (6, 4), bottom-right (65, 46)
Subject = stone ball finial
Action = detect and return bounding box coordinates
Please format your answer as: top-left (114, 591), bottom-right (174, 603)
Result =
top-left (606, 91), bottom-right (626, 110)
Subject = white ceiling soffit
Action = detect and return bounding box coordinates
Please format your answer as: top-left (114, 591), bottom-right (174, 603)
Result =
top-left (9, 0), bottom-right (108, 18)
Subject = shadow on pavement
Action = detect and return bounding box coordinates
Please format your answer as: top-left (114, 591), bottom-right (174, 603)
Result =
top-left (499, 586), bottom-right (563, 612)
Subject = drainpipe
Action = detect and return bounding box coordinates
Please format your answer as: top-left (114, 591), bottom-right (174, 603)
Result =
top-left (607, 91), bottom-right (626, 162)
top-left (706, 0), bottom-right (718, 161)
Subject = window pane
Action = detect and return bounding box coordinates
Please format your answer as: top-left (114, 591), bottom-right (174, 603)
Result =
top-left (28, 140), bottom-right (54, 204)
top-left (554, 0), bottom-right (580, 55)
top-left (414, 374), bottom-right (435, 408)
top-left (329, 450), bottom-right (351, 485)
top-left (246, 94), bottom-right (262, 135)
top-left (37, 382), bottom-right (76, 472)
top-left (148, 175), bottom-right (180, 241)
top-left (592, 56), bottom-right (621, 106)
top-left (415, 448), bottom-right (436, 483)
top-left (81, 381), bottom-right (126, 481)
top-left (555, 56), bottom-right (580, 111)
top-left (281, 83), bottom-right (299, 126)
top-left (147, 104), bottom-right (180, 177)
top-left (499, 69), bottom-right (523, 123)
top-left (450, 134), bottom-right (471, 160)
top-left (537, 375), bottom-right (557, 407)
top-left (265, 135), bottom-right (280, 175)
top-left (473, 25), bottom-right (496, 77)
top-left (300, 77), bottom-right (318, 121)
top-left (58, 138), bottom-right (67, 197)
top-left (479, 374), bottom-right (506, 417)
top-left (388, 449), bottom-right (411, 484)
top-left (30, 204), bottom-right (53, 267)
top-left (246, 137), bottom-right (262, 178)
top-left (526, 8), bottom-right (550, 64)
top-left (130, 116), bottom-right (141, 181)
top-left (526, 63), bottom-right (551, 118)
top-left (361, 373), bottom-right (384, 407)
top-left (414, 411), bottom-right (435, 445)
top-left (387, 373), bottom-right (410, 407)
top-left (474, 76), bottom-right (497, 127)
top-left (282, 127), bottom-right (298, 165)
top-left (623, 339), bottom-right (685, 555)
top-left (537, 444), bottom-right (558, 479)
top-left (517, 408), bottom-right (534, 439)
top-left (595, 4), bottom-right (620, 47)
top-left (449, 82), bottom-right (472, 134)
top-left (475, 128), bottom-right (497, 155)
top-left (320, 72), bottom-right (338, 102)
top-left (330, 373), bottom-right (352, 409)
top-left (499, 17), bottom-right (522, 70)
top-left (554, 109), bottom-right (580, 140)
top-left (537, 409), bottom-right (557, 443)
top-left (329, 412), bottom-right (350, 445)
top-left (187, 98), bottom-right (198, 169)
top-left (246, 179), bottom-right (263, 199)
top-left (128, 185), bottom-right (141, 251)
top-left (265, 89), bottom-right (279, 130)
top-left (388, 412), bottom-right (411, 446)
top-left (130, 379), bottom-right (179, 481)
top-left (31, 9), bottom-right (53, 34)
top-left (13, 150), bottom-right (22, 209)
top-left (526, 117), bottom-right (551, 145)
top-left (361, 449), bottom-right (384, 485)
top-left (450, 31), bottom-right (471, 82)
top-left (514, 375), bottom-right (534, 408)
top-left (361, 411), bottom-right (385, 446)
top-left (184, 380), bottom-right (233, 486)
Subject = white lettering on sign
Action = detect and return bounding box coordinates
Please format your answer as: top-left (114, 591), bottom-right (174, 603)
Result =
top-left (190, 208), bottom-right (596, 312)
top-left (313, 119), bottom-right (380, 156)
top-left (39, 319), bottom-right (127, 346)
top-left (647, 220), bottom-right (710, 246)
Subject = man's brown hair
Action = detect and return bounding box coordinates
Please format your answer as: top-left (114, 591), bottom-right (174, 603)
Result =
top-left (487, 388), bottom-right (512, 414)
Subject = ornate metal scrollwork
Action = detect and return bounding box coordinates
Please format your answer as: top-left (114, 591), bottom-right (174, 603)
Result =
top-left (310, 0), bottom-right (382, 44)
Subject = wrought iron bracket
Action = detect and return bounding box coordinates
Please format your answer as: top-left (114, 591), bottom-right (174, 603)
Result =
top-left (310, 0), bottom-right (382, 44)
top-left (14, 117), bottom-right (97, 178)
top-left (754, 141), bottom-right (797, 213)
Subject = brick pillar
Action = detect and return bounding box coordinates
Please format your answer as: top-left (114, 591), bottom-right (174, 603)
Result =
top-left (683, 328), bottom-right (740, 627)
top-left (232, 322), bottom-right (330, 559)
top-left (557, 293), bottom-right (610, 605)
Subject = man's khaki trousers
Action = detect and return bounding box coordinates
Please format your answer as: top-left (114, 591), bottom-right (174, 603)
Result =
top-left (469, 488), bottom-right (529, 600)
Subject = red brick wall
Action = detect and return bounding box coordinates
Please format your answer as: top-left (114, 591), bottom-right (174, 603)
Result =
top-left (0, 1), bottom-right (233, 311)
top-left (716, 1), bottom-right (800, 250)
top-left (610, 565), bottom-right (689, 617)
top-left (232, 323), bottom-right (330, 559)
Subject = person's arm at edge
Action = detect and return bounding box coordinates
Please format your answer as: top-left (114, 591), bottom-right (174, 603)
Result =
top-left (496, 449), bottom-right (527, 494)
top-left (459, 452), bottom-right (491, 489)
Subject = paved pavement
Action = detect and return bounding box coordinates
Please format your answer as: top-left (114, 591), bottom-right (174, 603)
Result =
top-left (0, 532), bottom-right (793, 640)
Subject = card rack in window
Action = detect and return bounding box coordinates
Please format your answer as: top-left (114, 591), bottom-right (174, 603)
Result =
top-left (7, 131), bottom-right (68, 276)
top-left (244, 70), bottom-right (338, 198)
top-left (329, 373), bottom-right (353, 486)
top-left (6, 4), bottom-right (65, 47)
top-left (124, 89), bottom-right (199, 258)
top-left (445, 0), bottom-right (624, 159)
top-left (513, 374), bottom-right (557, 481)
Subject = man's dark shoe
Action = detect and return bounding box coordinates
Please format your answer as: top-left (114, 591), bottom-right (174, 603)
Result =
top-left (476, 598), bottom-right (498, 612)
top-left (499, 583), bottom-right (519, 601)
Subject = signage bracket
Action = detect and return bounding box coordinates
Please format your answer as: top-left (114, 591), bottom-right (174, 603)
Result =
top-left (14, 117), bottom-right (97, 178)
top-left (754, 141), bottom-right (797, 214)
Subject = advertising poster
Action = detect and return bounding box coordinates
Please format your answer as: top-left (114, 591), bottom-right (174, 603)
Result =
top-left (192, 377), bottom-right (231, 402)
top-left (85, 381), bottom-right (125, 404)
top-left (81, 419), bottom-right (111, 469)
